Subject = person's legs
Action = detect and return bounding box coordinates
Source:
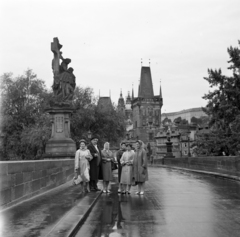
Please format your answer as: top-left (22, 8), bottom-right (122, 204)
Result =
top-left (86, 182), bottom-right (90, 192)
top-left (136, 183), bottom-right (141, 194)
top-left (103, 181), bottom-right (106, 192)
top-left (106, 181), bottom-right (110, 192)
top-left (94, 166), bottom-right (100, 190)
top-left (122, 184), bottom-right (127, 193)
top-left (140, 182), bottom-right (145, 194)
top-left (127, 185), bottom-right (131, 193)
top-left (118, 166), bottom-right (122, 192)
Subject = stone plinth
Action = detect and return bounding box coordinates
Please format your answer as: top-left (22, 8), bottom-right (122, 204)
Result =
top-left (44, 106), bottom-right (76, 158)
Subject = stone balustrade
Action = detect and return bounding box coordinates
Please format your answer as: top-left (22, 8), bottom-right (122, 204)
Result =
top-left (161, 156), bottom-right (240, 177)
top-left (0, 159), bottom-right (74, 210)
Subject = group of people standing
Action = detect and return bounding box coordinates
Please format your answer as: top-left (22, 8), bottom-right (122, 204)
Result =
top-left (74, 136), bottom-right (148, 195)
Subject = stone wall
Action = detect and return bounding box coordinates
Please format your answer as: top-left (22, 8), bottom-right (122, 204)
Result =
top-left (162, 156), bottom-right (240, 177)
top-left (0, 159), bottom-right (74, 210)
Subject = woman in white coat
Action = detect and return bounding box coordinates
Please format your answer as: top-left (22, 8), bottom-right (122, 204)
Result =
top-left (74, 139), bottom-right (92, 192)
top-left (120, 143), bottom-right (135, 194)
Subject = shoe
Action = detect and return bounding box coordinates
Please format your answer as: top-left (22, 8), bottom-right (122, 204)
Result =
top-left (103, 190), bottom-right (106, 193)
top-left (107, 190), bottom-right (111, 193)
top-left (122, 191), bottom-right (126, 194)
top-left (139, 192), bottom-right (144, 195)
top-left (118, 189), bottom-right (121, 193)
top-left (127, 191), bottom-right (130, 194)
top-left (135, 191), bottom-right (140, 195)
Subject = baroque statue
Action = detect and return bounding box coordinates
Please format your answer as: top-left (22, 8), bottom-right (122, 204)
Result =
top-left (50, 37), bottom-right (76, 105)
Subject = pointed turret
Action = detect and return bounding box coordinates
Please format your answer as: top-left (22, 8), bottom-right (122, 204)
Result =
top-left (138, 66), bottom-right (154, 98)
top-left (160, 84), bottom-right (162, 99)
top-left (132, 84), bottom-right (134, 100)
top-left (126, 91), bottom-right (131, 104)
top-left (117, 89), bottom-right (125, 114)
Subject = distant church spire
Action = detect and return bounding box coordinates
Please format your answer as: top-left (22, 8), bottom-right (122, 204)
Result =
top-left (132, 83), bottom-right (134, 99)
top-left (138, 79), bottom-right (140, 97)
top-left (160, 80), bottom-right (162, 98)
top-left (120, 89), bottom-right (123, 98)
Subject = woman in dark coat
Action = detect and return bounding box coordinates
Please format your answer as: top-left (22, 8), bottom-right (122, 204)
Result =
top-left (87, 136), bottom-right (102, 191)
top-left (132, 140), bottom-right (148, 195)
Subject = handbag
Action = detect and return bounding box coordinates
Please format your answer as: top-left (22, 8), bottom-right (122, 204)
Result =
top-left (131, 177), bottom-right (136, 186)
top-left (73, 175), bottom-right (82, 185)
top-left (111, 161), bottom-right (118, 170)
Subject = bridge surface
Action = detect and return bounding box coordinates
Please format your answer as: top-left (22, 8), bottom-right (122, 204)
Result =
top-left (1, 167), bottom-right (240, 237)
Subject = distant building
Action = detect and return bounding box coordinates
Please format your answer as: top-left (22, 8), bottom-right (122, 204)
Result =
top-left (161, 107), bottom-right (207, 124)
top-left (155, 124), bottom-right (181, 158)
top-left (117, 65), bottom-right (163, 154)
top-left (97, 96), bottom-right (113, 112)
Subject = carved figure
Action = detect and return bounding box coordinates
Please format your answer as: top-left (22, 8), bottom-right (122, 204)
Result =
top-left (51, 37), bottom-right (76, 102)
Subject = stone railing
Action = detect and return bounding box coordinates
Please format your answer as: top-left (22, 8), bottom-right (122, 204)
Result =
top-left (161, 156), bottom-right (240, 177)
top-left (0, 159), bottom-right (74, 210)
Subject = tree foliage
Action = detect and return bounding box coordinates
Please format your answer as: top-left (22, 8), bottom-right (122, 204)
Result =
top-left (0, 69), bottom-right (52, 160)
top-left (199, 40), bottom-right (240, 155)
top-left (71, 87), bottom-right (125, 148)
top-left (0, 71), bottom-right (125, 159)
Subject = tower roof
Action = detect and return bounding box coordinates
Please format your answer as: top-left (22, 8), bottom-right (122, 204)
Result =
top-left (97, 97), bottom-right (113, 112)
top-left (126, 91), bottom-right (131, 104)
top-left (118, 90), bottom-right (125, 107)
top-left (138, 66), bottom-right (154, 98)
top-left (160, 84), bottom-right (162, 98)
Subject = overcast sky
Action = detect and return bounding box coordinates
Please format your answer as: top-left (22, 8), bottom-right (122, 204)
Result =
top-left (1, 0), bottom-right (239, 112)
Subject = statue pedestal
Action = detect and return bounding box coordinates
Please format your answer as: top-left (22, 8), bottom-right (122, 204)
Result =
top-left (164, 141), bottom-right (175, 158)
top-left (44, 106), bottom-right (76, 158)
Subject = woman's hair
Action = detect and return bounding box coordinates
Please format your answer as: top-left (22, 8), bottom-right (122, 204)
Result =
top-left (79, 139), bottom-right (87, 145)
top-left (126, 143), bottom-right (132, 148)
top-left (104, 142), bottom-right (110, 150)
top-left (136, 140), bottom-right (142, 146)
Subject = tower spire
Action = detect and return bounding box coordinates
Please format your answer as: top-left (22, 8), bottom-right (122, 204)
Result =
top-left (159, 79), bottom-right (162, 98)
top-left (138, 79), bottom-right (140, 97)
top-left (132, 83), bottom-right (134, 100)
top-left (120, 89), bottom-right (123, 98)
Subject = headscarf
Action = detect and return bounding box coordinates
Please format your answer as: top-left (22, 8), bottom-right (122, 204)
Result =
top-left (103, 142), bottom-right (110, 151)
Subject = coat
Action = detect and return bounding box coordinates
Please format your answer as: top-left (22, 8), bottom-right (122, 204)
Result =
top-left (132, 148), bottom-right (148, 182)
top-left (87, 143), bottom-right (102, 181)
top-left (101, 149), bottom-right (114, 181)
top-left (74, 148), bottom-right (92, 182)
top-left (120, 150), bottom-right (134, 185)
top-left (116, 149), bottom-right (125, 182)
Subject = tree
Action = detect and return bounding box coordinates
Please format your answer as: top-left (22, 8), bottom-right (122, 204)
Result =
top-left (70, 87), bottom-right (125, 148)
top-left (201, 40), bottom-right (240, 155)
top-left (0, 69), bottom-right (52, 160)
top-left (1, 71), bottom-right (126, 159)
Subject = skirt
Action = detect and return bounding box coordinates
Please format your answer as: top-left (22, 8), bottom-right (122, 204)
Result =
top-left (102, 161), bottom-right (113, 181)
top-left (120, 165), bottom-right (133, 185)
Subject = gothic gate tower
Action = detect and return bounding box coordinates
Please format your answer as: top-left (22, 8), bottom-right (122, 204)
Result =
top-left (132, 66), bottom-right (163, 144)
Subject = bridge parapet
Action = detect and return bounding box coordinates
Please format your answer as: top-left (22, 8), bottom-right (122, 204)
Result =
top-left (0, 159), bottom-right (74, 210)
top-left (162, 156), bottom-right (240, 177)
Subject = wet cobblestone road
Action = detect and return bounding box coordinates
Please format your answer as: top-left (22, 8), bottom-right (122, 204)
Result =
top-left (75, 167), bottom-right (240, 237)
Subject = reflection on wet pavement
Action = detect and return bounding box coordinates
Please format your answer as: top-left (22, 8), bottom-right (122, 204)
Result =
top-left (75, 167), bottom-right (240, 237)
top-left (0, 182), bottom-right (84, 237)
